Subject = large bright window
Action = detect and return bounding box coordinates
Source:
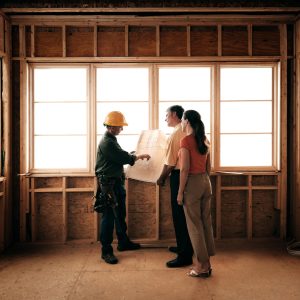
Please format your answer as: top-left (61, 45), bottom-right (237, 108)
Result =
top-left (220, 66), bottom-right (274, 168)
top-left (32, 66), bottom-right (88, 170)
top-left (96, 67), bottom-right (150, 152)
top-left (158, 66), bottom-right (211, 139)
top-left (29, 63), bottom-right (279, 172)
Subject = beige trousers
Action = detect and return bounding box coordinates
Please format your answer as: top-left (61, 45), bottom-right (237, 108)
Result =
top-left (183, 173), bottom-right (215, 264)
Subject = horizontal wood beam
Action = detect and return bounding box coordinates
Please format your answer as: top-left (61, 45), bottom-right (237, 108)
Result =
top-left (3, 7), bottom-right (300, 14)
top-left (8, 14), bottom-right (297, 25)
top-left (11, 56), bottom-right (286, 63)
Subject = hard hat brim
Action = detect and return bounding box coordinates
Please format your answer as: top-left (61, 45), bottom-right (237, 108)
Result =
top-left (104, 122), bottom-right (128, 126)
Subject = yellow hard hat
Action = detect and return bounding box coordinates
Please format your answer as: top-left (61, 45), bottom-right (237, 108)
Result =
top-left (103, 111), bottom-right (128, 126)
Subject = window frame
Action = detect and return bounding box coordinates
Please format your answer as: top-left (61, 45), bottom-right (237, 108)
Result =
top-left (215, 62), bottom-right (279, 171)
top-left (94, 63), bottom-right (153, 153)
top-left (28, 63), bottom-right (91, 173)
top-left (27, 62), bottom-right (280, 174)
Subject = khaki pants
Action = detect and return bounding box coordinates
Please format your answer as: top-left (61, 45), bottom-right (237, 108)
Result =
top-left (183, 173), bottom-right (215, 264)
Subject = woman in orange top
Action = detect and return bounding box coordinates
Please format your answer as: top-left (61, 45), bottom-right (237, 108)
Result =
top-left (177, 110), bottom-right (215, 278)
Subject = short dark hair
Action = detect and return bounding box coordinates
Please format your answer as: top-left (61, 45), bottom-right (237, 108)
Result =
top-left (167, 105), bottom-right (184, 120)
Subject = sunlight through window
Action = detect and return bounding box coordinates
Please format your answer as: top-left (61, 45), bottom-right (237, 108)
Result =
top-left (220, 66), bottom-right (274, 167)
top-left (33, 67), bottom-right (88, 169)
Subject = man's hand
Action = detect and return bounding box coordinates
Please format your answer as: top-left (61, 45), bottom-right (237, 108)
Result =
top-left (137, 154), bottom-right (151, 161)
top-left (156, 177), bottom-right (165, 186)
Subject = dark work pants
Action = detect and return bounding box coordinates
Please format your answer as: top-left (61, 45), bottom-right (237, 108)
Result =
top-left (99, 178), bottom-right (130, 255)
top-left (170, 170), bottom-right (193, 260)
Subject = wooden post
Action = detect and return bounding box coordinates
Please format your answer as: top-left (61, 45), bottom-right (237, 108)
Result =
top-left (93, 176), bottom-right (98, 242)
top-left (248, 24), bottom-right (252, 56)
top-left (156, 25), bottom-right (160, 57)
top-left (2, 17), bottom-right (13, 249)
top-left (216, 174), bottom-right (221, 239)
top-left (31, 25), bottom-right (34, 57)
top-left (187, 25), bottom-right (191, 57)
top-left (19, 22), bottom-right (28, 241)
top-left (247, 175), bottom-right (253, 239)
top-left (93, 25), bottom-right (97, 57)
top-left (125, 25), bottom-right (128, 57)
top-left (294, 20), bottom-right (300, 240)
top-left (155, 184), bottom-right (160, 240)
top-left (0, 179), bottom-right (5, 252)
top-left (62, 25), bottom-right (66, 57)
top-left (19, 175), bottom-right (26, 241)
top-left (62, 177), bottom-right (67, 242)
top-left (31, 178), bottom-right (36, 242)
top-left (279, 24), bottom-right (288, 239)
top-left (218, 25), bottom-right (222, 56)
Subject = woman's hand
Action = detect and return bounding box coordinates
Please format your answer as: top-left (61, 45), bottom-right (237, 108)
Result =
top-left (177, 192), bottom-right (184, 206)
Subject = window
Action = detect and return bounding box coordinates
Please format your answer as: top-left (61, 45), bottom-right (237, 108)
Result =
top-left (32, 66), bottom-right (88, 170)
top-left (29, 63), bottom-right (279, 172)
top-left (219, 66), bottom-right (275, 168)
top-left (96, 66), bottom-right (150, 152)
top-left (158, 66), bottom-right (211, 140)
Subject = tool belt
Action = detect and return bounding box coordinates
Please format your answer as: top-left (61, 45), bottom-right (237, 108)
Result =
top-left (93, 175), bottom-right (118, 213)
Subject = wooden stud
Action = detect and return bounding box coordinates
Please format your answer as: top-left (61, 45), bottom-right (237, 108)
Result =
top-left (187, 25), bottom-right (191, 57)
top-left (0, 16), bottom-right (4, 53)
top-left (19, 175), bottom-right (26, 242)
top-left (62, 25), bottom-right (66, 57)
top-left (93, 25), bottom-right (97, 57)
top-left (0, 183), bottom-right (4, 252)
top-left (19, 59), bottom-right (27, 173)
top-left (125, 25), bottom-right (129, 57)
top-left (31, 25), bottom-right (34, 57)
top-left (93, 177), bottom-right (98, 242)
top-left (276, 173), bottom-right (281, 210)
top-left (294, 20), bottom-right (300, 240)
top-left (279, 24), bottom-right (288, 239)
top-left (155, 184), bottom-right (160, 240)
top-left (1, 20), bottom-right (12, 249)
top-left (248, 24), bottom-right (253, 56)
top-left (62, 177), bottom-right (67, 242)
top-left (218, 25), bottom-right (222, 56)
top-left (247, 175), bottom-right (253, 239)
top-left (216, 174), bottom-right (221, 239)
top-left (31, 178), bottom-right (36, 242)
top-left (19, 25), bottom-right (25, 58)
top-left (156, 25), bottom-right (160, 57)
top-left (125, 178), bottom-right (129, 233)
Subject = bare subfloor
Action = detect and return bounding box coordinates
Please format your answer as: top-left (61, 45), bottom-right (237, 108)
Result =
top-left (0, 239), bottom-right (299, 300)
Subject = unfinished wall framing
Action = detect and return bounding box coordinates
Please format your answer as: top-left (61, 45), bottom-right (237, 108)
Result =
top-left (10, 16), bottom-right (294, 61)
top-left (0, 11), bottom-right (12, 252)
top-left (20, 173), bottom-right (280, 243)
top-left (10, 13), bottom-right (293, 244)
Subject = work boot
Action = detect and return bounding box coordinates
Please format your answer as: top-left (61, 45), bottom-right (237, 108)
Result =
top-left (101, 253), bottom-right (118, 264)
top-left (166, 256), bottom-right (193, 268)
top-left (117, 241), bottom-right (141, 251)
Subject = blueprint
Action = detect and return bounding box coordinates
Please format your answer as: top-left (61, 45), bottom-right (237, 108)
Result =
top-left (125, 130), bottom-right (167, 183)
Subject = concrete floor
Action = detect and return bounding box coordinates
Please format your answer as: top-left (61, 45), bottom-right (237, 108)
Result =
top-left (0, 239), bottom-right (299, 300)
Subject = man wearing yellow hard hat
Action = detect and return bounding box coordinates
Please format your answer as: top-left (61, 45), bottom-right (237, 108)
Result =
top-left (95, 111), bottom-right (151, 264)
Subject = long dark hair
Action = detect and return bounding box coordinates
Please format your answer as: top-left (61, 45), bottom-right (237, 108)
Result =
top-left (183, 110), bottom-right (208, 155)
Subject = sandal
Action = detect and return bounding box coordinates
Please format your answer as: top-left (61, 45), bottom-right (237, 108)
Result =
top-left (187, 268), bottom-right (212, 278)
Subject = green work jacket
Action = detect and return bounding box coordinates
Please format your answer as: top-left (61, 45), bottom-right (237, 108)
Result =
top-left (95, 131), bottom-right (136, 178)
